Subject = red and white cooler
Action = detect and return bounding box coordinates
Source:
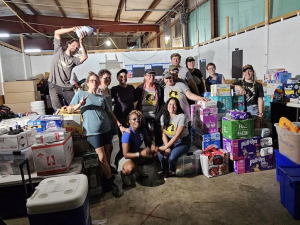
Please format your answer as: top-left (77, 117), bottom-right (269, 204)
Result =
top-left (27, 174), bottom-right (91, 225)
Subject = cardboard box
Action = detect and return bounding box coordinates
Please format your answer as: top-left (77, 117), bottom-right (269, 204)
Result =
top-left (0, 131), bottom-right (28, 152)
top-left (200, 149), bottom-right (229, 178)
top-left (0, 147), bottom-right (35, 175)
top-left (193, 130), bottom-right (221, 150)
top-left (211, 84), bottom-right (231, 96)
top-left (194, 113), bottom-right (218, 134)
top-left (5, 102), bottom-right (31, 113)
top-left (222, 118), bottom-right (254, 140)
top-left (58, 112), bottom-right (83, 136)
top-left (266, 83), bottom-right (282, 95)
top-left (5, 91), bottom-right (41, 104)
top-left (196, 100), bottom-right (218, 108)
top-left (223, 137), bottom-right (260, 160)
top-left (0, 95), bottom-right (4, 106)
top-left (284, 83), bottom-right (300, 98)
top-left (4, 80), bottom-right (37, 93)
top-left (232, 96), bottom-right (245, 111)
top-left (234, 154), bottom-right (273, 174)
top-left (209, 96), bottom-right (233, 113)
top-left (31, 134), bottom-right (74, 176)
top-left (27, 115), bottom-right (63, 132)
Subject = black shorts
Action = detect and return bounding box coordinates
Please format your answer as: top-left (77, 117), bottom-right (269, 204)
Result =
top-left (87, 130), bottom-right (112, 149)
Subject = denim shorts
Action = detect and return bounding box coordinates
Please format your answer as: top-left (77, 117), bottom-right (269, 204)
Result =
top-left (87, 130), bottom-right (112, 149)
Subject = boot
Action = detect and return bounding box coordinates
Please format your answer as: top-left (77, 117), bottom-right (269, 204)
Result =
top-left (121, 173), bottom-right (136, 189)
top-left (107, 177), bottom-right (123, 198)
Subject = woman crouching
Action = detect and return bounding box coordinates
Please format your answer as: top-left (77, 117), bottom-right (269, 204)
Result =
top-left (158, 97), bottom-right (191, 177)
top-left (119, 110), bottom-right (157, 188)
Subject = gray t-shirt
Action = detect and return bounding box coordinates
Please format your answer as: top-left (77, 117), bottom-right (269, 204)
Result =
top-left (178, 66), bottom-right (193, 82)
top-left (142, 87), bottom-right (156, 118)
top-left (70, 91), bottom-right (111, 136)
top-left (164, 82), bottom-right (191, 121)
top-left (160, 114), bottom-right (189, 138)
top-left (49, 38), bottom-right (81, 87)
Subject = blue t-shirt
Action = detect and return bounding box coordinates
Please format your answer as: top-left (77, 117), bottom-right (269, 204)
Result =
top-left (206, 73), bottom-right (223, 85)
top-left (121, 127), bottom-right (148, 153)
top-left (70, 91), bottom-right (111, 136)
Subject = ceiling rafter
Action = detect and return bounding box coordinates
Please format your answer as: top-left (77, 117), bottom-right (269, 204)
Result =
top-left (138, 0), bottom-right (162, 23)
top-left (53, 0), bottom-right (66, 17)
top-left (4, 0), bottom-right (25, 15)
top-left (114, 0), bottom-right (125, 22)
top-left (19, 0), bottom-right (39, 15)
top-left (87, 0), bottom-right (92, 20)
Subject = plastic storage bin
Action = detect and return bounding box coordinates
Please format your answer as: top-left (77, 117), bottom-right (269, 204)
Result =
top-left (27, 174), bottom-right (91, 225)
top-left (275, 123), bottom-right (300, 164)
top-left (278, 166), bottom-right (300, 220)
top-left (275, 150), bottom-right (300, 182)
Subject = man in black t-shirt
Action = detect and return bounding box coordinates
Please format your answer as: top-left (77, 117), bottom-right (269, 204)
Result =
top-left (186, 57), bottom-right (205, 96)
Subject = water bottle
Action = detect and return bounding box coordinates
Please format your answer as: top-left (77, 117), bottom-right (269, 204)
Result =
top-left (76, 26), bottom-right (94, 38)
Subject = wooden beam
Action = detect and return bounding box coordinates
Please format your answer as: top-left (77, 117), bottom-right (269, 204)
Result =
top-left (53, 0), bottom-right (66, 17)
top-left (87, 0), bottom-right (92, 20)
top-left (210, 0), bottom-right (218, 39)
top-left (265, 0), bottom-right (269, 25)
top-left (19, 0), bottom-right (39, 15)
top-left (115, 0), bottom-right (125, 22)
top-left (0, 40), bottom-right (22, 52)
top-left (169, 18), bottom-right (179, 27)
top-left (226, 16), bottom-right (229, 38)
top-left (188, 0), bottom-right (208, 13)
top-left (4, 0), bottom-right (25, 15)
top-left (96, 29), bottom-right (99, 45)
top-left (138, 0), bottom-right (162, 23)
top-left (20, 33), bottom-right (24, 53)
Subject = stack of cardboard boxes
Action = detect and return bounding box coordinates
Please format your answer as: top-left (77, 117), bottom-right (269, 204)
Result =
top-left (3, 80), bottom-right (41, 113)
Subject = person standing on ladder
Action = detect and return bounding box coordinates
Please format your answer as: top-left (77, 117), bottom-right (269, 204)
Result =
top-left (48, 27), bottom-right (88, 110)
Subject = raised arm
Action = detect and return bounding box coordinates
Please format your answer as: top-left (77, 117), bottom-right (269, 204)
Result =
top-left (54, 27), bottom-right (79, 40)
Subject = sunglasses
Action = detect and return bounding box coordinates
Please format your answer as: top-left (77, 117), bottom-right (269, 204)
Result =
top-left (130, 117), bottom-right (141, 121)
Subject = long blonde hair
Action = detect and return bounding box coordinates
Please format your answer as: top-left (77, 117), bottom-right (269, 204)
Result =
top-left (84, 71), bottom-right (99, 91)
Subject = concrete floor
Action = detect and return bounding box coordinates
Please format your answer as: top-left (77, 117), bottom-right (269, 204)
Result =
top-left (3, 137), bottom-right (300, 225)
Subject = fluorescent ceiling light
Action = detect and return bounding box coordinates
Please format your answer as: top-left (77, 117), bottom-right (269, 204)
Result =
top-left (0, 34), bottom-right (9, 37)
top-left (24, 49), bottom-right (41, 53)
top-left (106, 40), bottom-right (111, 46)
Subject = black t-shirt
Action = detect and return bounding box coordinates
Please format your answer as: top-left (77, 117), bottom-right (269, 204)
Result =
top-left (233, 80), bottom-right (264, 108)
top-left (190, 68), bottom-right (204, 95)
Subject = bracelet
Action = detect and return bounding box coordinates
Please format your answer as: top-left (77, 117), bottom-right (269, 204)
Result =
top-left (118, 124), bottom-right (122, 128)
top-left (136, 152), bottom-right (140, 157)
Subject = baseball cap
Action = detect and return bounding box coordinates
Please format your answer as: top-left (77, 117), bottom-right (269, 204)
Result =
top-left (242, 64), bottom-right (254, 72)
top-left (169, 65), bottom-right (179, 71)
top-left (162, 71), bottom-right (172, 79)
top-left (117, 69), bottom-right (128, 77)
top-left (145, 69), bottom-right (156, 74)
top-left (186, 56), bottom-right (195, 62)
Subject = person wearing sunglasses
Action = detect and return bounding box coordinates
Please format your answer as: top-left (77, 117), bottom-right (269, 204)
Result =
top-left (157, 97), bottom-right (191, 177)
top-left (111, 69), bottom-right (136, 168)
top-left (67, 71), bottom-right (129, 198)
top-left (97, 69), bottom-right (118, 174)
top-left (163, 71), bottom-right (209, 122)
top-left (135, 69), bottom-right (164, 146)
top-left (119, 110), bottom-right (157, 188)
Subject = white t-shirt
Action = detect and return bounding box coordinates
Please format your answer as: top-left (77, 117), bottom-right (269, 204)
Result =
top-left (164, 82), bottom-right (191, 121)
top-left (178, 66), bottom-right (193, 81)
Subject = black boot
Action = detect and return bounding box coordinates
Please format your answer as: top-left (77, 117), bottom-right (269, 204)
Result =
top-left (121, 173), bottom-right (136, 189)
top-left (108, 177), bottom-right (123, 198)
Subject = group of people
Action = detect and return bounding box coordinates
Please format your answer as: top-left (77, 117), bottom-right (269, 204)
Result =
top-left (48, 27), bottom-right (264, 198)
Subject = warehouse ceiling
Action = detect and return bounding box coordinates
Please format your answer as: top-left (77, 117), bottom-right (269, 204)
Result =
top-left (0, 0), bottom-right (183, 49)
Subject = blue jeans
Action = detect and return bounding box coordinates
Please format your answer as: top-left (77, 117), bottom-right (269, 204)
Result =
top-left (158, 135), bottom-right (191, 171)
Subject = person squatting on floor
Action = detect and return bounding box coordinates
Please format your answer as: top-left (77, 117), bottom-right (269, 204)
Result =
top-left (119, 110), bottom-right (158, 188)
top-left (49, 27), bottom-right (88, 110)
top-left (66, 71), bottom-right (129, 198)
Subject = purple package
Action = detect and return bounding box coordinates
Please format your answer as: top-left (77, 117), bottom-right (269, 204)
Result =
top-left (194, 113), bottom-right (218, 134)
top-left (234, 154), bottom-right (273, 174)
top-left (223, 137), bottom-right (261, 160)
top-left (200, 107), bottom-right (218, 116)
top-left (228, 110), bottom-right (248, 120)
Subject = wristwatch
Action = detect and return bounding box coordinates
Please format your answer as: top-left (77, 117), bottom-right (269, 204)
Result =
top-left (118, 124), bottom-right (123, 128)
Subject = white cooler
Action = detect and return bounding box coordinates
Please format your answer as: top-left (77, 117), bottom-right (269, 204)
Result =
top-left (27, 174), bottom-right (91, 225)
